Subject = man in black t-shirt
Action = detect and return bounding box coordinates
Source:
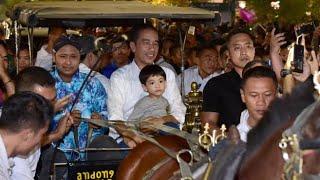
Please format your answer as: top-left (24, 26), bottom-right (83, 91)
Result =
top-left (201, 29), bottom-right (255, 129)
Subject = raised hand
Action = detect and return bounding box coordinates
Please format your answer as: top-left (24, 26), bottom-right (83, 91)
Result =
top-left (270, 28), bottom-right (287, 55)
top-left (41, 112), bottom-right (74, 145)
top-left (292, 35), bottom-right (313, 82)
top-left (54, 94), bottom-right (72, 113)
top-left (56, 112), bottom-right (74, 139)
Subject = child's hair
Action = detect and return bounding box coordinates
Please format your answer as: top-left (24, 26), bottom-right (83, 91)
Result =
top-left (139, 65), bottom-right (166, 85)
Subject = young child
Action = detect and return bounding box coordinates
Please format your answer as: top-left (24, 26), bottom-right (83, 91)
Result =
top-left (128, 64), bottom-right (170, 122)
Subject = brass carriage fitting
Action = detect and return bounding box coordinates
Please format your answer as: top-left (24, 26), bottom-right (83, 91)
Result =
top-left (198, 123), bottom-right (213, 151)
top-left (213, 124), bottom-right (227, 144)
top-left (198, 123), bottom-right (227, 151)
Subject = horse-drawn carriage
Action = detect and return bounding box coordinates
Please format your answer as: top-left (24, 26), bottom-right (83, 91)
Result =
top-left (10, 1), bottom-right (222, 179)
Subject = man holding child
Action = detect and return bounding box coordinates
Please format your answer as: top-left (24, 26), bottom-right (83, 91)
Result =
top-left (108, 24), bottom-right (186, 148)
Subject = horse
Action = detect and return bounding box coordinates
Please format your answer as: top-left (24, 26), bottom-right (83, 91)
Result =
top-left (116, 124), bottom-right (244, 180)
top-left (116, 135), bottom-right (191, 180)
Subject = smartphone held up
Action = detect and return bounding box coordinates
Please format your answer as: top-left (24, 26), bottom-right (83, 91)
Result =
top-left (293, 44), bottom-right (304, 73)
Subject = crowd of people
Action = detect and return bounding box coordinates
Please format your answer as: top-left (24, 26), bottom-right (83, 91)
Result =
top-left (0, 20), bottom-right (319, 179)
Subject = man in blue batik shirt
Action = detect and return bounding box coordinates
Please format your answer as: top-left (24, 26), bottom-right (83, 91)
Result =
top-left (50, 35), bottom-right (108, 161)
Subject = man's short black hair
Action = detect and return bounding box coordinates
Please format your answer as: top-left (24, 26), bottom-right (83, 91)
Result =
top-left (242, 59), bottom-right (270, 76)
top-left (18, 43), bottom-right (29, 53)
top-left (0, 91), bottom-right (53, 133)
top-left (15, 67), bottom-right (56, 92)
top-left (129, 23), bottom-right (158, 43)
top-left (241, 66), bottom-right (278, 90)
top-left (226, 28), bottom-right (254, 48)
top-left (139, 65), bottom-right (166, 85)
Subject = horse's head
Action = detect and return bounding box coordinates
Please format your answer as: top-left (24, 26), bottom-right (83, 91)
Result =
top-left (284, 99), bottom-right (320, 175)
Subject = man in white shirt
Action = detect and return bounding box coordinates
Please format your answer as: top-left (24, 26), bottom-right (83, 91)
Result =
top-left (10, 149), bottom-right (40, 180)
top-left (35, 27), bottom-right (66, 71)
top-left (237, 66), bottom-right (278, 142)
top-left (11, 67), bottom-right (73, 180)
top-left (108, 24), bottom-right (186, 147)
top-left (177, 46), bottom-right (222, 95)
top-left (0, 92), bottom-right (53, 179)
